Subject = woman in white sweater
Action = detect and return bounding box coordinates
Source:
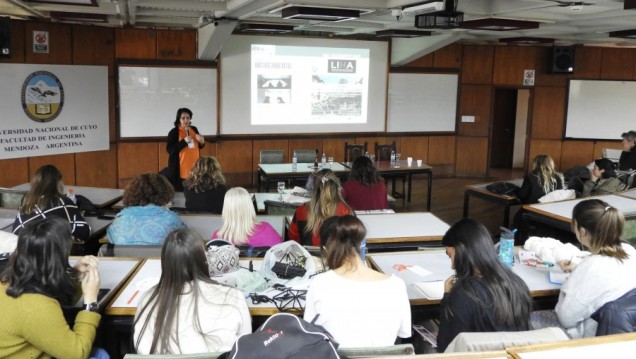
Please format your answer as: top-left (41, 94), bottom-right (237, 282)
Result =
top-left (304, 215), bottom-right (411, 347)
top-left (134, 228), bottom-right (251, 354)
top-left (555, 199), bottom-right (636, 338)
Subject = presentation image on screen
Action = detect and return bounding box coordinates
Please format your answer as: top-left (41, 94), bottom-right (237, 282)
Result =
top-left (251, 44), bottom-right (369, 126)
top-left (220, 35), bottom-right (388, 135)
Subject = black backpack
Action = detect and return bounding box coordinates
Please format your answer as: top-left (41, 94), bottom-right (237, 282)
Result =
top-left (225, 313), bottom-right (343, 359)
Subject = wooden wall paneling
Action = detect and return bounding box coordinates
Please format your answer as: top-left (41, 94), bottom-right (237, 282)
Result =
top-left (157, 29), bottom-right (197, 61)
top-left (458, 84), bottom-right (491, 137)
top-left (530, 86), bottom-right (566, 140)
top-left (75, 147), bottom-right (118, 188)
top-left (400, 136), bottom-right (429, 162)
top-left (493, 46), bottom-right (537, 86)
top-left (593, 140), bottom-right (622, 159)
top-left (72, 25), bottom-right (114, 76)
top-left (115, 28), bottom-right (157, 59)
top-left (157, 142), bottom-right (169, 172)
top-left (0, 20), bottom-right (25, 63)
top-left (117, 142), bottom-right (160, 188)
top-left (288, 138), bottom-right (322, 159)
top-left (404, 52), bottom-right (433, 67)
top-left (533, 46), bottom-right (568, 88)
top-left (29, 154), bottom-right (76, 185)
top-left (572, 46), bottom-right (602, 79)
top-left (323, 138), bottom-right (350, 162)
top-left (199, 140), bottom-right (217, 157)
top-left (218, 140), bottom-right (253, 187)
top-left (433, 43), bottom-right (462, 68)
top-left (455, 136), bottom-right (488, 176)
top-left (24, 22), bottom-right (72, 64)
top-left (600, 48), bottom-right (635, 80)
top-left (528, 139), bottom-right (563, 171)
top-left (560, 140), bottom-right (594, 172)
top-left (461, 45), bottom-right (494, 84)
top-left (0, 158), bottom-right (29, 187)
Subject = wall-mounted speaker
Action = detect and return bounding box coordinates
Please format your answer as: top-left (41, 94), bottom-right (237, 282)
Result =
top-left (549, 46), bottom-right (575, 73)
top-left (0, 17), bottom-right (10, 57)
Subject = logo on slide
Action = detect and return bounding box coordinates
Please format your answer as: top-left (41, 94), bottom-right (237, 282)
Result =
top-left (21, 71), bottom-right (65, 123)
top-left (328, 59), bottom-right (356, 73)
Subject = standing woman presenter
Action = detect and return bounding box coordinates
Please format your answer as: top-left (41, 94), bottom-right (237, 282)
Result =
top-left (166, 108), bottom-right (205, 191)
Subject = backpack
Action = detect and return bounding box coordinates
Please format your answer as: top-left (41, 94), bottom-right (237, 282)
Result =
top-left (226, 313), bottom-right (343, 359)
top-left (486, 181), bottom-right (519, 196)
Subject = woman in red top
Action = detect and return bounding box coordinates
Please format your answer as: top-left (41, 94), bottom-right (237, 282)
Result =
top-left (342, 156), bottom-right (389, 211)
top-left (289, 169), bottom-right (352, 246)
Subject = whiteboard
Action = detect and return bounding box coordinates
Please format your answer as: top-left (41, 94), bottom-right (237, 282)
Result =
top-left (387, 72), bottom-right (458, 132)
top-left (118, 66), bottom-right (217, 138)
top-left (566, 79), bottom-right (636, 140)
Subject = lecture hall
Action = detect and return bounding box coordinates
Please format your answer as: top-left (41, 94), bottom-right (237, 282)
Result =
top-left (2, 0), bottom-right (636, 358)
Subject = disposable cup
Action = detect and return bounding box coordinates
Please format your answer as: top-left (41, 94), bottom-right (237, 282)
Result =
top-left (407, 157), bottom-right (413, 166)
top-left (417, 159), bottom-right (422, 167)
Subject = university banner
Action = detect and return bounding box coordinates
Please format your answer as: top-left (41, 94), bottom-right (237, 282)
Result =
top-left (0, 64), bottom-right (109, 160)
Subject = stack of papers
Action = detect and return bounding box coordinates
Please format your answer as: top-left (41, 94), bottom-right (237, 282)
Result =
top-left (412, 281), bottom-right (445, 300)
top-left (282, 194), bottom-right (310, 204)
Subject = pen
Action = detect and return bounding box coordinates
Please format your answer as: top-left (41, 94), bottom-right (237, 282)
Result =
top-left (127, 290), bottom-right (139, 305)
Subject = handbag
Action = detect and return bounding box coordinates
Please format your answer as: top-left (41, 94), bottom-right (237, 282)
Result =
top-left (206, 239), bottom-right (240, 275)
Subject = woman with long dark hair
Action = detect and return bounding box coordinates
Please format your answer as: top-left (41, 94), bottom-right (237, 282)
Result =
top-left (437, 219), bottom-right (532, 352)
top-left (0, 217), bottom-right (101, 358)
top-left (342, 155), bottom-right (389, 210)
top-left (555, 199), bottom-right (636, 338)
top-left (304, 215), bottom-right (411, 348)
top-left (13, 164), bottom-right (90, 242)
top-left (165, 107), bottom-right (206, 191)
top-left (134, 228), bottom-right (251, 354)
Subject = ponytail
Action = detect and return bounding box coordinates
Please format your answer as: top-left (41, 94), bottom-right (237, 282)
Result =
top-left (319, 215), bottom-right (365, 270)
top-left (572, 199), bottom-right (626, 260)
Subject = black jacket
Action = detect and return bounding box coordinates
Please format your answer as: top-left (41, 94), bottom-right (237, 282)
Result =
top-left (620, 150), bottom-right (636, 171)
top-left (165, 125), bottom-right (204, 191)
top-left (592, 287), bottom-right (636, 336)
top-left (516, 172), bottom-right (563, 204)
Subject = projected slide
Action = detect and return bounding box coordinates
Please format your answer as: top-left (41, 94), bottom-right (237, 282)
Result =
top-left (251, 44), bottom-right (369, 125)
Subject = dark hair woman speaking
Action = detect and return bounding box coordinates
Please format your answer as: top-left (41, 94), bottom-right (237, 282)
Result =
top-left (165, 108), bottom-right (206, 191)
top-left (437, 218), bottom-right (532, 352)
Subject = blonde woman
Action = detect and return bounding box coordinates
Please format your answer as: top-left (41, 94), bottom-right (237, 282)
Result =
top-left (516, 154), bottom-right (563, 204)
top-left (211, 187), bottom-right (282, 247)
top-left (289, 169), bottom-right (353, 246)
top-left (183, 156), bottom-right (227, 214)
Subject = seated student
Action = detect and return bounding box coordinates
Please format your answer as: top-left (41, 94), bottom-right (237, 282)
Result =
top-left (576, 158), bottom-right (623, 197)
top-left (0, 217), bottom-right (102, 358)
top-left (183, 156), bottom-right (227, 214)
top-left (13, 164), bottom-right (90, 242)
top-left (555, 199), bottom-right (636, 339)
top-left (304, 215), bottom-right (411, 347)
top-left (437, 219), bottom-right (532, 352)
top-left (619, 130), bottom-right (636, 171)
top-left (342, 155), bottom-right (389, 211)
top-left (289, 169), bottom-right (353, 246)
top-left (211, 187), bottom-right (282, 247)
top-left (108, 173), bottom-right (184, 245)
top-left (134, 228), bottom-right (251, 354)
top-left (516, 155), bottom-right (563, 204)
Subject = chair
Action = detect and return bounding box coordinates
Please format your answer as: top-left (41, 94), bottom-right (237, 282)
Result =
top-left (443, 327), bottom-right (568, 352)
top-left (0, 189), bottom-right (27, 209)
top-left (603, 148), bottom-right (623, 162)
top-left (375, 141), bottom-right (406, 201)
top-left (98, 243), bottom-right (163, 257)
top-left (344, 141), bottom-right (367, 163)
top-left (592, 287), bottom-right (636, 336)
top-left (264, 200), bottom-right (300, 217)
top-left (338, 343), bottom-right (415, 357)
top-left (294, 149), bottom-right (318, 163)
top-left (259, 150), bottom-right (285, 164)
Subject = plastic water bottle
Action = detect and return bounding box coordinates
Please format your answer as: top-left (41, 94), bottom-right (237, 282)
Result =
top-left (66, 189), bottom-right (77, 204)
top-left (498, 227), bottom-right (516, 266)
top-left (390, 150), bottom-right (396, 166)
top-left (292, 151), bottom-right (297, 171)
top-left (321, 152), bottom-right (326, 165)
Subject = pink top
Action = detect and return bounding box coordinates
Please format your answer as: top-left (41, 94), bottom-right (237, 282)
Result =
top-left (212, 222), bottom-right (282, 247)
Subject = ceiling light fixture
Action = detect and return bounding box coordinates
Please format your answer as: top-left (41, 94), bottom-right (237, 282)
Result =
top-left (375, 29), bottom-right (432, 38)
top-left (239, 23), bottom-right (295, 34)
top-left (281, 7), bottom-right (360, 22)
top-left (460, 18), bottom-right (540, 31)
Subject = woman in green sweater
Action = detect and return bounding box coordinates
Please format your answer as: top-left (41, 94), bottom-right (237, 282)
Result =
top-left (0, 217), bottom-right (102, 359)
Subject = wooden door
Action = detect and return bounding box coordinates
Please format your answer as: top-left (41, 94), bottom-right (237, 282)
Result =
top-left (490, 89), bottom-right (517, 168)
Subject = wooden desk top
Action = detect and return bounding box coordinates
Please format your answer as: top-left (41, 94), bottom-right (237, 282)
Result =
top-left (368, 250), bottom-right (560, 305)
top-left (507, 332), bottom-right (636, 358)
top-left (524, 194), bottom-right (636, 224)
top-left (106, 258), bottom-right (290, 317)
top-left (12, 183), bottom-right (123, 208)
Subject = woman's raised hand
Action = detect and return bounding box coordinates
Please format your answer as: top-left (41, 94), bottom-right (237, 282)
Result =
top-left (80, 261), bottom-right (101, 304)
